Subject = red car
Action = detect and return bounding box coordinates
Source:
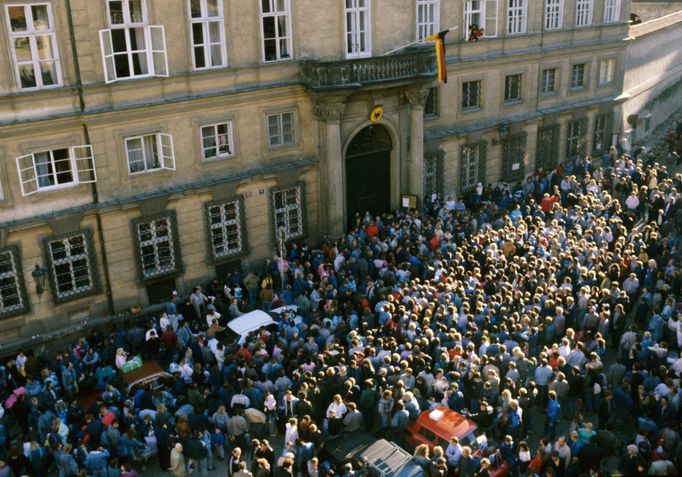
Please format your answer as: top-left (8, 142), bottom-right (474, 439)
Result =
top-left (405, 406), bottom-right (510, 477)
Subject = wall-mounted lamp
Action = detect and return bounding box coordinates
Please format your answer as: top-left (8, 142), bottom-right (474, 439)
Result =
top-left (492, 123), bottom-right (511, 145)
top-left (31, 264), bottom-right (48, 294)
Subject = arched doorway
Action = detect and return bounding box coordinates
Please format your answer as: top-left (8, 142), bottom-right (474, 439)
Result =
top-left (345, 124), bottom-right (392, 226)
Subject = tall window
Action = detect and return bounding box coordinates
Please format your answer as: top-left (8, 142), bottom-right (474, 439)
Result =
top-left (566, 118), bottom-right (588, 157)
top-left (536, 124), bottom-right (560, 169)
top-left (571, 63), bottom-right (586, 89)
top-left (201, 122), bottom-right (234, 160)
top-left (599, 59), bottom-right (615, 85)
top-left (504, 74), bottom-right (522, 102)
top-left (100, 0), bottom-right (168, 83)
top-left (544, 0), bottom-right (563, 30)
top-left (125, 133), bottom-right (175, 174)
top-left (507, 0), bottom-right (527, 35)
top-left (189, 0), bottom-right (226, 69)
top-left (593, 113), bottom-right (613, 152)
top-left (344, 0), bottom-right (371, 58)
top-left (260, 0), bottom-right (292, 62)
top-left (462, 80), bottom-right (482, 110)
top-left (134, 215), bottom-right (178, 279)
top-left (604, 0), bottom-right (620, 23)
top-left (0, 246), bottom-right (28, 318)
top-left (5, 3), bottom-right (61, 89)
top-left (460, 142), bottom-right (486, 192)
top-left (416, 0), bottom-right (439, 40)
top-left (575, 0), bottom-right (593, 27)
top-left (206, 199), bottom-right (245, 260)
top-left (47, 233), bottom-right (96, 301)
top-left (267, 112), bottom-right (295, 147)
top-left (424, 87), bottom-right (439, 117)
top-left (16, 146), bottom-right (96, 196)
top-left (272, 185), bottom-right (304, 241)
top-left (541, 68), bottom-right (557, 94)
top-left (464, 0), bottom-right (498, 39)
top-left (502, 133), bottom-right (527, 181)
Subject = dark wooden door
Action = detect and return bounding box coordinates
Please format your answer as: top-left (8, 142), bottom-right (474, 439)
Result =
top-left (346, 150), bottom-right (391, 222)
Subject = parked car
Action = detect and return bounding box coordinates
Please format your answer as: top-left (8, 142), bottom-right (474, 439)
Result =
top-left (405, 406), bottom-right (509, 477)
top-left (322, 431), bottom-right (424, 477)
top-left (220, 309), bottom-right (278, 346)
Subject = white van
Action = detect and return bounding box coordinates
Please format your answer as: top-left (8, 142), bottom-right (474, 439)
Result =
top-left (208, 309), bottom-right (277, 352)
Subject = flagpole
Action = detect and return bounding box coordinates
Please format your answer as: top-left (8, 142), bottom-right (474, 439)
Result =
top-left (381, 25), bottom-right (458, 56)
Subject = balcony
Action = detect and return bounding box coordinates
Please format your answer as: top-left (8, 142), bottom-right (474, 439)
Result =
top-left (301, 47), bottom-right (437, 91)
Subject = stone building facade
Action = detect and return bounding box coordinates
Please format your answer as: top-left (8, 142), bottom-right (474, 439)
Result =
top-left (0, 0), bottom-right (632, 344)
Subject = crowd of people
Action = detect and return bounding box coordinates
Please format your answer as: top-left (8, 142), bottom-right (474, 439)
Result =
top-left (1, 146), bottom-right (682, 477)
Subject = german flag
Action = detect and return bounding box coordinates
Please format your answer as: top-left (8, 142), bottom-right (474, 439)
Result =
top-left (426, 30), bottom-right (448, 83)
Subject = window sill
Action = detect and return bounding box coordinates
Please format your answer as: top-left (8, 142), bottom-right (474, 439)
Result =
top-left (424, 114), bottom-right (440, 121)
top-left (570, 86), bottom-right (586, 92)
top-left (504, 99), bottom-right (523, 106)
top-left (267, 142), bottom-right (298, 150)
top-left (262, 57), bottom-right (294, 64)
top-left (461, 107), bottom-right (482, 113)
top-left (540, 91), bottom-right (559, 97)
top-left (201, 154), bottom-right (236, 163)
top-left (128, 168), bottom-right (173, 176)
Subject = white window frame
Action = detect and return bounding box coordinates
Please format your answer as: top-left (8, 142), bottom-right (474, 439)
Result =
top-left (207, 199), bottom-right (244, 259)
top-left (266, 111), bottom-right (296, 147)
top-left (16, 145), bottom-right (96, 197)
top-left (464, 0), bottom-right (498, 39)
top-left (603, 0), bottom-right (620, 24)
top-left (189, 0), bottom-right (227, 70)
top-left (125, 133), bottom-right (175, 175)
top-left (575, 0), bottom-right (593, 27)
top-left (504, 73), bottom-right (522, 102)
top-left (200, 122), bottom-right (234, 160)
top-left (4, 3), bottom-right (62, 90)
top-left (48, 234), bottom-right (95, 300)
top-left (461, 143), bottom-right (482, 192)
top-left (259, 0), bottom-right (292, 62)
top-left (544, 0), bottom-right (563, 30)
top-left (344, 0), bottom-right (371, 58)
top-left (598, 59), bottom-right (615, 85)
top-left (416, 0), bottom-right (439, 40)
top-left (0, 248), bottom-right (25, 316)
top-left (273, 186), bottom-right (303, 241)
top-left (99, 0), bottom-right (168, 83)
top-left (462, 80), bottom-right (482, 110)
top-left (571, 63), bottom-right (586, 89)
top-left (507, 0), bottom-right (527, 35)
top-left (541, 67), bottom-right (557, 94)
top-left (136, 216), bottom-right (176, 279)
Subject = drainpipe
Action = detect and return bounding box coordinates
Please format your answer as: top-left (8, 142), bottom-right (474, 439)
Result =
top-left (65, 0), bottom-right (115, 315)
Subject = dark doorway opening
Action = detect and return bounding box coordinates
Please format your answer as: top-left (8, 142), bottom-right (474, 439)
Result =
top-left (146, 277), bottom-right (176, 306)
top-left (345, 125), bottom-right (392, 228)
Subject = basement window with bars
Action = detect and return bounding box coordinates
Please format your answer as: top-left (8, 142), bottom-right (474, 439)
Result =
top-left (134, 214), bottom-right (179, 280)
top-left (99, 0), bottom-right (168, 83)
top-left (460, 142), bottom-right (486, 193)
top-left (16, 145), bottom-right (96, 197)
top-left (206, 198), bottom-right (245, 260)
top-left (0, 246), bottom-right (28, 318)
top-left (46, 233), bottom-right (97, 302)
top-left (272, 185), bottom-right (304, 241)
